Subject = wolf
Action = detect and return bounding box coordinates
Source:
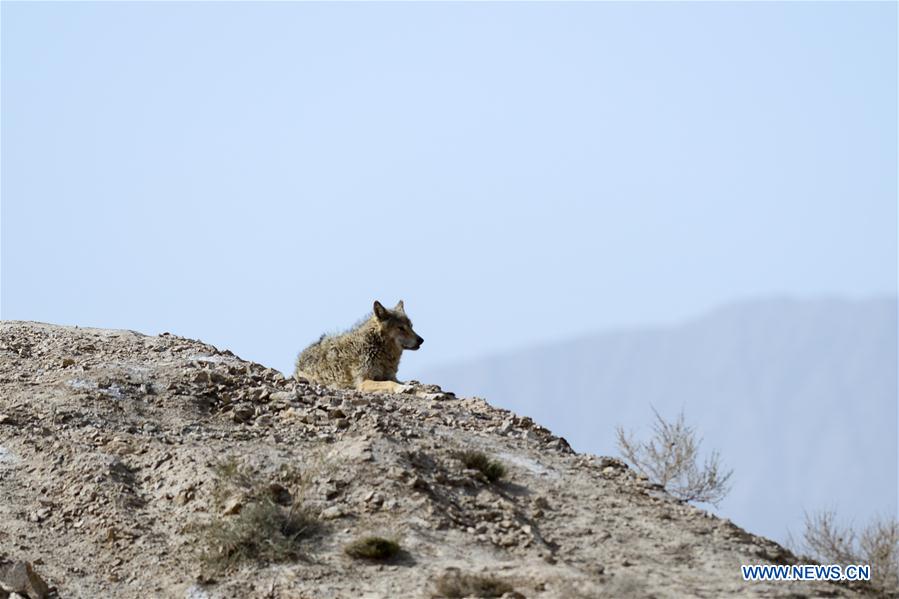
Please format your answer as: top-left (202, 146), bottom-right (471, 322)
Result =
top-left (294, 300), bottom-right (424, 394)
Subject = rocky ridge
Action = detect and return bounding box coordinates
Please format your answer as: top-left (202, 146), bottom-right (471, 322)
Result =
top-left (0, 321), bottom-right (874, 598)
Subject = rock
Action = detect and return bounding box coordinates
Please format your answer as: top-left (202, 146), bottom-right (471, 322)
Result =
top-left (208, 371), bottom-right (229, 385)
top-left (320, 505), bottom-right (345, 520)
top-left (415, 392), bottom-right (453, 401)
top-left (598, 457), bottom-right (627, 470)
top-left (175, 485), bottom-right (196, 505)
top-left (321, 483), bottom-right (340, 500)
top-left (268, 391), bottom-right (294, 403)
top-left (106, 437), bottom-right (134, 455)
top-left (386, 466), bottom-right (405, 480)
top-left (520, 430), bottom-right (539, 442)
top-left (268, 483), bottom-right (292, 505)
top-left (246, 387), bottom-right (269, 402)
top-left (221, 497), bottom-right (243, 516)
top-left (0, 560), bottom-right (50, 599)
top-left (27, 508), bottom-right (50, 523)
top-left (231, 404), bottom-right (255, 423)
top-left (408, 477), bottom-right (430, 492)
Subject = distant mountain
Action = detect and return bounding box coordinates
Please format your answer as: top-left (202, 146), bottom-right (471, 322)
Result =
top-left (415, 297), bottom-right (898, 542)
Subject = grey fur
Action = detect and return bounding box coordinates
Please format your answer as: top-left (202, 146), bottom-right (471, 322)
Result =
top-left (295, 300), bottom-right (423, 392)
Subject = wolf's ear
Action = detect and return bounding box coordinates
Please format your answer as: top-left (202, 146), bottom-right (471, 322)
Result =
top-left (394, 300), bottom-right (405, 314)
top-left (373, 301), bottom-right (389, 321)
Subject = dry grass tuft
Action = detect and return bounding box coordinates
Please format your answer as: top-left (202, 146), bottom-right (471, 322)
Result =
top-left (454, 450), bottom-right (507, 483)
top-left (433, 570), bottom-right (514, 598)
top-left (200, 500), bottom-right (317, 569)
top-left (344, 536), bottom-right (401, 561)
top-left (197, 457), bottom-right (318, 570)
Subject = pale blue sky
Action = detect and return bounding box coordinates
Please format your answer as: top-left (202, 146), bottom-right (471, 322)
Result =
top-left (2, 2), bottom-right (896, 378)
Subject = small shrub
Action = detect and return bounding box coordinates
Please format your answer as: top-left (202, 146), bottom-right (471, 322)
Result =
top-left (198, 457), bottom-right (318, 571)
top-left (434, 571), bottom-right (514, 598)
top-left (454, 450), bottom-right (507, 483)
top-left (344, 536), bottom-right (401, 560)
top-left (616, 408), bottom-right (732, 505)
top-left (200, 500), bottom-right (317, 569)
top-left (800, 511), bottom-right (898, 594)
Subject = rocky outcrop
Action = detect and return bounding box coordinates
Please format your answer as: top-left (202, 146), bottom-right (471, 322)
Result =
top-left (0, 321), bottom-right (873, 598)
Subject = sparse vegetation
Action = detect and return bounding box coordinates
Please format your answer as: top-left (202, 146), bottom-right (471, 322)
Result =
top-left (433, 570), bottom-right (514, 598)
top-left (344, 536), bottom-right (401, 561)
top-left (616, 408), bottom-right (732, 506)
top-left (198, 457), bottom-right (318, 570)
top-left (454, 450), bottom-right (507, 483)
top-left (799, 511), bottom-right (898, 594)
top-left (199, 499), bottom-right (317, 569)
top-left (13, 320), bottom-right (883, 597)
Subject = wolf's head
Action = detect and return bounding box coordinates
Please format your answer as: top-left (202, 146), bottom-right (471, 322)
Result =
top-left (373, 300), bottom-right (424, 351)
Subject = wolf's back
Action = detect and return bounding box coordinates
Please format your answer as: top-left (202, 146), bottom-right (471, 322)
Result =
top-left (295, 331), bottom-right (362, 388)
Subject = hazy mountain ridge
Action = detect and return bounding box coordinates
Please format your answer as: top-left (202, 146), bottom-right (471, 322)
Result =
top-left (417, 296), bottom-right (898, 542)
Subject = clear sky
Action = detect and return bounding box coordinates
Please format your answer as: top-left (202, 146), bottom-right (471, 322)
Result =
top-left (2, 2), bottom-right (896, 378)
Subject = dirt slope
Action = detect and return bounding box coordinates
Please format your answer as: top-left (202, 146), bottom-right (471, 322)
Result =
top-left (0, 321), bottom-right (871, 598)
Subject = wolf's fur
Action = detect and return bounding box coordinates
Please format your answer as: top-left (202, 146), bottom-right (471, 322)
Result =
top-left (294, 300), bottom-right (424, 393)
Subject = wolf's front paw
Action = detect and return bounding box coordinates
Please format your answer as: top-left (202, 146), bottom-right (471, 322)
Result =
top-left (359, 379), bottom-right (413, 395)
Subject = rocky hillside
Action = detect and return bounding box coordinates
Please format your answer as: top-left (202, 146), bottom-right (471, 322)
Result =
top-left (0, 321), bottom-right (874, 598)
top-left (418, 297), bottom-right (898, 543)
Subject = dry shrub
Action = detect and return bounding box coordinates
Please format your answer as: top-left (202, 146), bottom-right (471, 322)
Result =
top-left (200, 500), bottom-right (317, 569)
top-left (801, 511), bottom-right (898, 594)
top-left (344, 536), bottom-right (401, 561)
top-left (454, 450), bottom-right (507, 483)
top-left (433, 570), bottom-right (514, 598)
top-left (198, 457), bottom-right (318, 570)
top-left (616, 408), bottom-right (732, 505)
